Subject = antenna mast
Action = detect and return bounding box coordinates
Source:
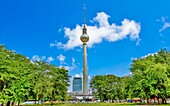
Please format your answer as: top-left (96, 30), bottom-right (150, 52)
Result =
top-left (83, 0), bottom-right (86, 25)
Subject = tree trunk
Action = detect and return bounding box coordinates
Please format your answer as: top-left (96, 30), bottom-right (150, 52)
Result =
top-left (12, 102), bottom-right (16, 106)
top-left (49, 98), bottom-right (51, 103)
top-left (35, 94), bottom-right (37, 104)
top-left (12, 102), bottom-right (14, 106)
top-left (6, 101), bottom-right (10, 106)
top-left (18, 102), bottom-right (20, 106)
top-left (42, 93), bottom-right (44, 105)
top-left (154, 97), bottom-right (156, 103)
top-left (38, 97), bottom-right (40, 105)
top-left (161, 98), bottom-right (164, 104)
top-left (158, 97), bottom-right (160, 104)
top-left (51, 93), bottom-right (54, 104)
top-left (35, 97), bottom-right (37, 104)
top-left (147, 98), bottom-right (149, 103)
top-left (51, 98), bottom-right (54, 104)
top-left (1, 103), bottom-right (4, 106)
top-left (162, 98), bottom-right (167, 104)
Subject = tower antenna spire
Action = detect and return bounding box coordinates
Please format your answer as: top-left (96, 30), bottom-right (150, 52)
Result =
top-left (83, 0), bottom-right (86, 25)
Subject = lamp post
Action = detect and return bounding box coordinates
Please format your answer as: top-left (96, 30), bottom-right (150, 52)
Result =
top-left (80, 24), bottom-right (89, 95)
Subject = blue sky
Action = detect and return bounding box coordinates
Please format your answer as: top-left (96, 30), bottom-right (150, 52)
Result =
top-left (1, 0), bottom-right (170, 90)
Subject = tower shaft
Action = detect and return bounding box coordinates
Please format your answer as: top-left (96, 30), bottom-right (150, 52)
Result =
top-left (83, 42), bottom-right (88, 95)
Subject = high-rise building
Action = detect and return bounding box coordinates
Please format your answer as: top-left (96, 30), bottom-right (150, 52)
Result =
top-left (73, 77), bottom-right (82, 93)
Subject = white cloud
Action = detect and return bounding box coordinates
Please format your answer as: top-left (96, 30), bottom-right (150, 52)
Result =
top-left (58, 55), bottom-right (77, 71)
top-left (52, 12), bottom-right (141, 50)
top-left (69, 57), bottom-right (77, 70)
top-left (141, 52), bottom-right (158, 59)
top-left (75, 74), bottom-right (81, 77)
top-left (158, 16), bottom-right (170, 32)
top-left (159, 23), bottom-right (170, 32)
top-left (88, 75), bottom-right (91, 80)
top-left (31, 55), bottom-right (54, 63)
top-left (58, 28), bottom-right (62, 32)
top-left (74, 73), bottom-right (83, 78)
top-left (50, 40), bottom-right (58, 47)
top-left (74, 73), bottom-right (91, 79)
top-left (131, 52), bottom-right (158, 60)
top-left (72, 57), bottom-right (75, 65)
top-left (65, 57), bottom-right (77, 71)
top-left (46, 56), bottom-right (54, 63)
top-left (57, 54), bottom-right (66, 64)
top-left (31, 55), bottom-right (41, 62)
top-left (42, 56), bottom-right (46, 60)
top-left (130, 72), bottom-right (132, 75)
top-left (50, 43), bottom-right (55, 47)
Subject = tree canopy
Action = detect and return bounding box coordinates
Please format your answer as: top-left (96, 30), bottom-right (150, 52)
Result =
top-left (0, 45), bottom-right (69, 106)
top-left (90, 49), bottom-right (170, 104)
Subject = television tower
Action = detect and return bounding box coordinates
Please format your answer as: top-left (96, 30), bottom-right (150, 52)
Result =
top-left (80, 0), bottom-right (89, 95)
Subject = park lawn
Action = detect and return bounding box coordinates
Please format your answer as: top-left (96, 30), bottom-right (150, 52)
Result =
top-left (21, 103), bottom-right (170, 106)
top-left (48, 103), bottom-right (128, 106)
top-left (21, 103), bottom-right (128, 106)
top-left (48, 103), bottom-right (169, 106)
top-left (48, 103), bottom-right (138, 106)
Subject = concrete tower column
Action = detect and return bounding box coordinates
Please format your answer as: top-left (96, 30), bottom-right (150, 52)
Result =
top-left (80, 25), bottom-right (89, 95)
top-left (83, 42), bottom-right (88, 95)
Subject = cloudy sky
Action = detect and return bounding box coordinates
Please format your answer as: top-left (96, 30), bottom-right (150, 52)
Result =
top-left (1, 0), bottom-right (170, 90)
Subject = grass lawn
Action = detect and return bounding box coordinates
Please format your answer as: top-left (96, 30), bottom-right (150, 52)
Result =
top-left (44, 103), bottom-right (125, 106)
top-left (22, 103), bottom-right (170, 106)
top-left (21, 102), bottom-right (169, 106)
top-left (54, 103), bottom-right (127, 106)
top-left (45, 103), bottom-right (169, 106)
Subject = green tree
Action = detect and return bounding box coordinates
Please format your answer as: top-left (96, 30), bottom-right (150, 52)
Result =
top-left (0, 45), bottom-right (70, 106)
top-left (0, 45), bottom-right (36, 105)
top-left (90, 75), bottom-right (124, 102)
top-left (130, 49), bottom-right (170, 103)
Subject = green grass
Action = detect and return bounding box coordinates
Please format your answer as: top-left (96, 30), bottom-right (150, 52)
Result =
top-left (42, 103), bottom-right (169, 106)
top-left (52, 103), bottom-right (125, 106)
top-left (21, 103), bottom-right (170, 106)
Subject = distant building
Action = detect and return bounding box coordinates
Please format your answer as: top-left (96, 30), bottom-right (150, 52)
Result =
top-left (73, 77), bottom-right (82, 93)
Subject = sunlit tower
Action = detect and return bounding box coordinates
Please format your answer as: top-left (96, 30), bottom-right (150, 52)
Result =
top-left (80, 0), bottom-right (89, 95)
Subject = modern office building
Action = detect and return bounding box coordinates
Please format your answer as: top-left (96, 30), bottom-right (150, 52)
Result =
top-left (73, 77), bottom-right (82, 93)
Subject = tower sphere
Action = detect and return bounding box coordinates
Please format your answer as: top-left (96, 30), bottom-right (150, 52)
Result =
top-left (80, 34), bottom-right (89, 42)
top-left (80, 25), bottom-right (89, 43)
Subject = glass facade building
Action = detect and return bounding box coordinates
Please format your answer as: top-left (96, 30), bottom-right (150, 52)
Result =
top-left (73, 77), bottom-right (82, 93)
